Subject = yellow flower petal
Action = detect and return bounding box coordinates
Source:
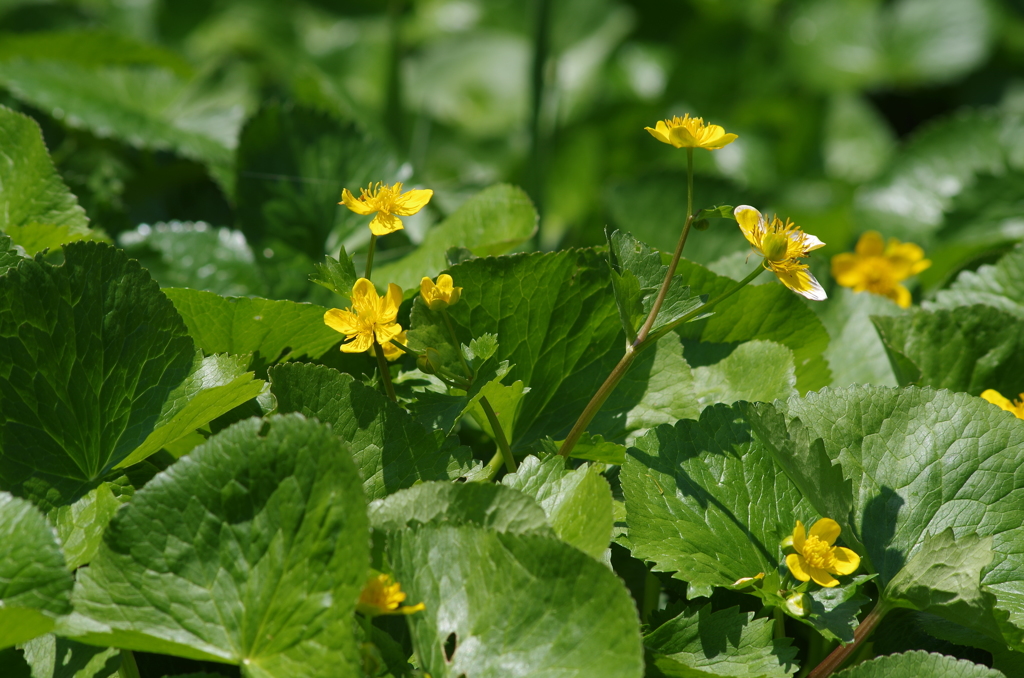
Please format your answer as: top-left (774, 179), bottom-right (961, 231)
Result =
top-left (786, 553), bottom-right (810, 582)
top-left (393, 189), bottom-right (433, 216)
top-left (981, 389), bottom-right (1013, 410)
top-left (855, 231), bottom-right (885, 257)
top-left (889, 284), bottom-right (912, 309)
top-left (324, 308), bottom-right (359, 336)
top-left (792, 521), bottom-right (807, 553)
top-left (808, 566), bottom-right (839, 588)
top-left (342, 332), bottom-right (374, 353)
top-left (808, 518), bottom-right (841, 546)
top-left (668, 125), bottom-right (698, 148)
top-left (340, 188), bottom-right (375, 215)
top-left (832, 547), bottom-right (860, 575)
top-left (773, 266), bottom-right (827, 301)
top-left (370, 212), bottom-right (403, 236)
top-left (644, 124), bottom-right (671, 145)
top-left (734, 205), bottom-right (764, 248)
top-left (645, 114), bottom-right (737, 151)
top-left (832, 231), bottom-right (928, 304)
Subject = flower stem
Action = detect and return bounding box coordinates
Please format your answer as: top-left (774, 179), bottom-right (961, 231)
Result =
top-left (475, 450), bottom-right (506, 483)
top-left (364, 234), bottom-right (377, 279)
top-left (773, 607), bottom-right (786, 640)
top-left (442, 308), bottom-right (473, 379)
top-left (634, 147), bottom-right (694, 346)
top-left (808, 601), bottom-right (889, 678)
top-left (558, 346), bottom-right (636, 457)
top-left (480, 395), bottom-right (516, 472)
top-left (372, 340), bottom-right (398, 402)
top-left (118, 650), bottom-right (141, 678)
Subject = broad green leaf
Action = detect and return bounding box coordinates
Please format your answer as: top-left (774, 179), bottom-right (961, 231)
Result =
top-left (409, 249), bottom-right (623, 448)
top-left (0, 235), bottom-right (24, 276)
top-left (391, 525), bottom-right (644, 678)
top-left (164, 288), bottom-right (341, 369)
top-left (855, 109), bottom-right (1023, 244)
top-left (118, 222), bottom-right (266, 297)
top-left (502, 455), bottom-right (613, 558)
top-left (622, 404), bottom-right (815, 598)
top-left (672, 259), bottom-right (831, 393)
top-left (644, 604), bottom-right (797, 678)
top-left (833, 651), bottom-right (1005, 678)
top-left (269, 363), bottom-right (478, 500)
top-left (51, 483), bottom-right (120, 570)
top-left (0, 242), bottom-right (195, 510)
top-left (0, 63), bottom-right (238, 178)
top-left (823, 93), bottom-right (895, 183)
top-left (369, 482), bottom-right (553, 536)
top-left (806, 575), bottom-right (874, 644)
top-left (374, 184), bottom-right (538, 292)
top-left (690, 340), bottom-right (798, 410)
top-left (817, 287), bottom-right (901, 388)
top-left (309, 249), bottom-right (358, 301)
top-left (872, 306), bottom-right (1024, 396)
top-left (607, 230), bottom-right (706, 336)
top-left (21, 635), bottom-right (121, 678)
top-left (0, 492), bottom-right (73, 649)
top-left (928, 244), bottom-right (1024, 318)
top-left (234, 102), bottom-right (397, 266)
top-left (0, 105), bottom-right (94, 252)
top-left (772, 386), bottom-right (1024, 645)
top-left (115, 352), bottom-right (265, 469)
top-left (66, 414), bottom-right (368, 677)
top-left (0, 30), bottom-right (192, 74)
top-left (884, 530), bottom-right (1004, 644)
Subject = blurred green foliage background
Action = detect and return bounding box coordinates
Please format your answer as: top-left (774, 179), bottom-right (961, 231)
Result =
top-left (3, 0), bottom-right (1024, 303)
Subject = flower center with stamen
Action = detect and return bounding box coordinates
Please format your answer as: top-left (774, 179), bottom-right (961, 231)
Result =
top-left (802, 535), bottom-right (837, 569)
top-left (761, 232), bottom-right (790, 261)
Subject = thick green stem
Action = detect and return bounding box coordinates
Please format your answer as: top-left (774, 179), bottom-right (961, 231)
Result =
top-left (118, 650), bottom-right (141, 678)
top-left (558, 346), bottom-right (636, 457)
top-left (634, 148), bottom-right (694, 346)
top-left (442, 308), bottom-right (473, 379)
top-left (480, 396), bottom-right (516, 472)
top-left (808, 601), bottom-right (889, 678)
top-left (475, 450), bottom-right (506, 483)
top-left (364, 234), bottom-right (377, 280)
top-left (373, 340), bottom-right (398, 402)
top-left (773, 607), bottom-right (786, 640)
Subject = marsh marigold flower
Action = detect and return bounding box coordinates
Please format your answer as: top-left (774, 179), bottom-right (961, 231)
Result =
top-left (981, 389), bottom-right (1024, 419)
top-left (340, 182), bottom-right (433, 236)
top-left (786, 518), bottom-right (859, 588)
top-left (831, 231), bottom-right (930, 308)
top-left (357, 573), bottom-right (425, 617)
top-left (324, 278), bottom-right (403, 354)
top-left (420, 273), bottom-right (462, 311)
top-left (734, 205), bottom-right (827, 301)
top-left (644, 114), bottom-right (738, 150)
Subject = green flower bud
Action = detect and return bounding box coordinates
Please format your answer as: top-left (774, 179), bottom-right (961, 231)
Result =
top-left (785, 593), bottom-right (810, 617)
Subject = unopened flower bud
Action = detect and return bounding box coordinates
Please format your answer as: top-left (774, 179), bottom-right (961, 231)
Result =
top-left (421, 274), bottom-right (462, 311)
top-left (785, 593), bottom-right (810, 617)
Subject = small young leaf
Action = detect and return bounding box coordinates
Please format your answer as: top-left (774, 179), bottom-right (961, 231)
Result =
top-left (309, 249), bottom-right (358, 300)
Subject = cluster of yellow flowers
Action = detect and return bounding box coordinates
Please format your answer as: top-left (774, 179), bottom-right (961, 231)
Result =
top-left (831, 232), bottom-right (931, 308)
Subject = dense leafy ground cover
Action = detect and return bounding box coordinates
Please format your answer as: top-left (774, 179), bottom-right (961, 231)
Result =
top-left (2, 1), bottom-right (1024, 677)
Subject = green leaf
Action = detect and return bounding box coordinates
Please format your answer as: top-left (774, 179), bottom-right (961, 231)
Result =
top-left (50, 483), bottom-right (120, 570)
top-left (164, 288), bottom-right (341, 369)
top-left (466, 378), bottom-right (529, 444)
top-left (672, 259), bottom-right (831, 393)
top-left (502, 455), bottom-right (614, 558)
top-left (823, 94), bottom-right (895, 183)
top-left (607, 230), bottom-right (706, 336)
top-left (0, 29), bottom-right (192, 75)
top-left (643, 604), bottom-right (797, 678)
top-left (816, 287), bottom-right (901, 388)
top-left (21, 635), bottom-right (121, 678)
top-left (65, 414), bottom-right (368, 676)
top-left (374, 184), bottom-right (538, 292)
top-left (309, 249), bottom-right (359, 301)
top-left (693, 205), bottom-right (736, 221)
top-left (832, 651), bottom-right (1006, 678)
top-left (0, 242), bottom-right (195, 510)
top-left (409, 248), bottom-right (623, 448)
top-left (0, 105), bottom-right (93, 252)
top-left (0, 492), bottom-right (73, 649)
top-left (369, 481), bottom-right (554, 536)
top-left (391, 525), bottom-right (644, 678)
top-left (114, 352), bottom-right (265, 469)
top-left (622, 404), bottom-right (815, 598)
top-left (884, 530), bottom-right (1004, 644)
top-left (872, 305), bottom-right (1024, 395)
top-left (0, 235), bottom-right (25, 276)
top-left (269, 363), bottom-right (478, 500)
top-left (690, 340), bottom-right (798, 411)
top-left (806, 575), bottom-right (874, 644)
top-left (927, 244), bottom-right (1024, 318)
top-left (235, 102), bottom-right (397, 264)
top-left (563, 432), bottom-right (627, 465)
top-left (0, 63), bottom-right (237, 177)
top-left (772, 386), bottom-right (1024, 646)
top-left (118, 222), bottom-right (266, 297)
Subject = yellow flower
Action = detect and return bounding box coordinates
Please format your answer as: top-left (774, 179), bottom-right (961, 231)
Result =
top-left (420, 273), bottom-right (462, 311)
top-left (340, 182), bottom-right (433, 236)
top-left (981, 389), bottom-right (1024, 419)
top-left (324, 278), bottom-right (403, 354)
top-left (785, 519), bottom-right (860, 588)
top-left (734, 205), bottom-right (827, 301)
top-left (644, 114), bottom-right (738, 150)
top-left (357, 573), bottom-right (425, 617)
top-left (375, 330), bottom-right (407, 362)
top-left (831, 231), bottom-right (931, 308)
